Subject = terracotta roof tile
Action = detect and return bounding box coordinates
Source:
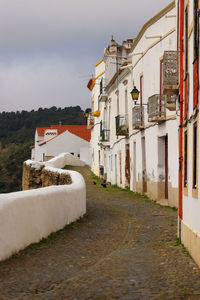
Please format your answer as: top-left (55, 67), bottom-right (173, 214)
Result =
top-left (36, 127), bottom-right (49, 136)
top-left (36, 125), bottom-right (91, 142)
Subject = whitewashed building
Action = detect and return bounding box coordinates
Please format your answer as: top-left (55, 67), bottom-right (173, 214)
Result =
top-left (87, 58), bottom-right (105, 175)
top-left (88, 1), bottom-right (179, 207)
top-left (129, 1), bottom-right (178, 207)
top-left (177, 0), bottom-right (200, 268)
top-left (31, 125), bottom-right (91, 165)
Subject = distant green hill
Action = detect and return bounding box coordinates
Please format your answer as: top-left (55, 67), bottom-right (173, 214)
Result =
top-left (0, 106), bottom-right (87, 193)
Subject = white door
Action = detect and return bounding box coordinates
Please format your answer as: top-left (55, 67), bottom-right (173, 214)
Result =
top-left (115, 154), bottom-right (117, 185)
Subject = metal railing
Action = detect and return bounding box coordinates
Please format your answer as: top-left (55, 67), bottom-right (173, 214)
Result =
top-left (115, 114), bottom-right (129, 135)
top-left (98, 77), bottom-right (108, 102)
top-left (132, 106), bottom-right (144, 128)
top-left (100, 121), bottom-right (110, 142)
top-left (163, 51), bottom-right (179, 94)
top-left (100, 129), bottom-right (110, 142)
top-left (166, 94), bottom-right (178, 111)
top-left (148, 94), bottom-right (166, 121)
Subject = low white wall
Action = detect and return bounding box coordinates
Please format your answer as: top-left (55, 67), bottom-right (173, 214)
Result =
top-left (45, 152), bottom-right (86, 169)
top-left (0, 158), bottom-right (86, 262)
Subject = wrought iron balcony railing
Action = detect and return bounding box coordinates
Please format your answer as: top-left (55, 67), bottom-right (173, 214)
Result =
top-left (148, 94), bottom-right (166, 122)
top-left (163, 51), bottom-right (179, 95)
top-left (98, 78), bottom-right (108, 102)
top-left (100, 129), bottom-right (110, 142)
top-left (98, 93), bottom-right (108, 102)
top-left (100, 121), bottom-right (110, 142)
top-left (132, 106), bottom-right (144, 129)
top-left (115, 114), bottom-right (129, 136)
top-left (166, 95), bottom-right (177, 111)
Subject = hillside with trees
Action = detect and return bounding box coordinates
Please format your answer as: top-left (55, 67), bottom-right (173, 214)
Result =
top-left (0, 106), bottom-right (87, 193)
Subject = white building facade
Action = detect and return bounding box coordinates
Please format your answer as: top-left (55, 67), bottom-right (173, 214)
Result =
top-left (88, 1), bottom-right (179, 207)
top-left (87, 58), bottom-right (105, 175)
top-left (32, 125), bottom-right (91, 165)
top-left (177, 0), bottom-right (200, 268)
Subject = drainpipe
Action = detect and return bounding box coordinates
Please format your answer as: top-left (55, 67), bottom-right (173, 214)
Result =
top-left (178, 0), bottom-right (184, 238)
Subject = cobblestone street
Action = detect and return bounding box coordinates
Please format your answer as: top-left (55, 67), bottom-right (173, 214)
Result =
top-left (1, 166), bottom-right (200, 299)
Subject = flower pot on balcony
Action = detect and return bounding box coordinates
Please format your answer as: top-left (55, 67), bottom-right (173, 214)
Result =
top-left (93, 110), bottom-right (101, 117)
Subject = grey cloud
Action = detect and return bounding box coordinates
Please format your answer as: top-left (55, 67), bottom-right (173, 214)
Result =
top-left (0, 0), bottom-right (172, 53)
top-left (0, 0), bottom-right (172, 112)
top-left (0, 59), bottom-right (91, 111)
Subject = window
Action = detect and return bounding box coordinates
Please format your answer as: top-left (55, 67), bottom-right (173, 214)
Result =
top-left (140, 75), bottom-right (143, 105)
top-left (140, 75), bottom-right (143, 123)
top-left (184, 131), bottom-right (188, 187)
top-left (193, 122), bottom-right (197, 189)
top-left (160, 59), bottom-right (163, 117)
top-left (160, 59), bottom-right (163, 95)
top-left (125, 89), bottom-right (128, 115)
top-left (194, 0), bottom-right (199, 60)
top-left (104, 105), bottom-right (107, 126)
top-left (117, 93), bottom-right (119, 116)
top-left (98, 150), bottom-right (100, 166)
top-left (108, 105), bottom-right (111, 130)
top-left (184, 6), bottom-right (189, 118)
top-left (100, 78), bottom-right (103, 95)
top-left (185, 6), bottom-right (188, 74)
top-left (193, 0), bottom-right (199, 108)
top-left (184, 76), bottom-right (188, 119)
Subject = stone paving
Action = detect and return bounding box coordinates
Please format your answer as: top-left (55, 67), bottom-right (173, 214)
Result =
top-left (0, 166), bottom-right (200, 299)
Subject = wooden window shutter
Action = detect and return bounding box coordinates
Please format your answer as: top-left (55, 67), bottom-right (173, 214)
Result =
top-left (193, 59), bottom-right (198, 109)
top-left (184, 76), bottom-right (188, 119)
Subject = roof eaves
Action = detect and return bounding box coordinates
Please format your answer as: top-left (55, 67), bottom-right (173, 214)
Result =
top-left (39, 134), bottom-right (60, 146)
top-left (95, 58), bottom-right (103, 67)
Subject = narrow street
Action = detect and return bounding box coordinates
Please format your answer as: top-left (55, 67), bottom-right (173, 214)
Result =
top-left (0, 166), bottom-right (200, 299)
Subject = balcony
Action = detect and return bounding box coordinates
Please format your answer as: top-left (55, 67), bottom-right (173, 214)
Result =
top-left (98, 93), bottom-right (108, 102)
top-left (115, 114), bottom-right (129, 136)
top-left (166, 95), bottom-right (177, 111)
top-left (98, 77), bottom-right (108, 102)
top-left (163, 51), bottom-right (179, 95)
top-left (148, 94), bottom-right (166, 123)
top-left (100, 129), bottom-right (110, 142)
top-left (100, 121), bottom-right (110, 142)
top-left (132, 106), bottom-right (144, 129)
top-left (87, 114), bottom-right (94, 128)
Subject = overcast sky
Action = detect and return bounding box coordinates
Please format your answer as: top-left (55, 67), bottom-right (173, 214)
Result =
top-left (0, 0), bottom-right (172, 112)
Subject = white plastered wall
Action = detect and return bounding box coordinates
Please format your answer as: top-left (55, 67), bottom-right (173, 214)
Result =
top-left (91, 60), bottom-right (105, 176)
top-left (0, 154), bottom-right (86, 262)
top-left (90, 3), bottom-right (179, 197)
top-left (34, 130), bottom-right (90, 162)
top-left (182, 0), bottom-right (200, 235)
top-left (127, 4), bottom-right (178, 201)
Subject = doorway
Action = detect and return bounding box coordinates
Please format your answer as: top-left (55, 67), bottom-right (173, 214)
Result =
top-left (133, 142), bottom-right (136, 191)
top-left (115, 154), bottom-right (117, 185)
top-left (141, 137), bottom-right (147, 193)
top-left (165, 136), bottom-right (168, 199)
top-left (158, 135), bottom-right (168, 199)
top-left (125, 144), bottom-right (130, 188)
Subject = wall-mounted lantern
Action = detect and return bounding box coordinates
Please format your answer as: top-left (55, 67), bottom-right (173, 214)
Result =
top-left (130, 86), bottom-right (140, 105)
